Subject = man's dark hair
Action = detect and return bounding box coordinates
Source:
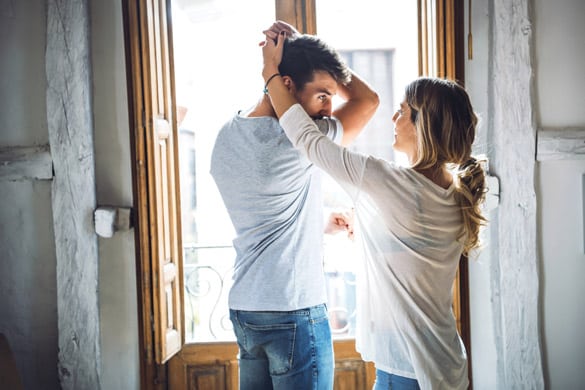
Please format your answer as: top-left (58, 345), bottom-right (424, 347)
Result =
top-left (279, 34), bottom-right (351, 90)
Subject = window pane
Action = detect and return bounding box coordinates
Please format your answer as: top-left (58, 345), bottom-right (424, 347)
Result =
top-left (316, 0), bottom-right (419, 113)
top-left (174, 0), bottom-right (418, 343)
top-left (172, 0), bottom-right (275, 343)
top-left (316, 0), bottom-right (419, 338)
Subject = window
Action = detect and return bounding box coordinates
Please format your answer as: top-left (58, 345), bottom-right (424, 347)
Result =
top-left (172, 0), bottom-right (276, 343)
top-left (124, 1), bottom-right (467, 388)
top-left (172, 0), bottom-right (418, 343)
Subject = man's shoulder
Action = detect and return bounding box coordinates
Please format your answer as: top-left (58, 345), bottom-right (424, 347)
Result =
top-left (315, 116), bottom-right (343, 142)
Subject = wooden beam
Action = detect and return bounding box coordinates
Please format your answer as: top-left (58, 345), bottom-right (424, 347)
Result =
top-left (275, 0), bottom-right (316, 34)
top-left (46, 0), bottom-right (101, 388)
top-left (537, 127), bottom-right (585, 161)
top-left (0, 145), bottom-right (52, 181)
top-left (490, 0), bottom-right (544, 387)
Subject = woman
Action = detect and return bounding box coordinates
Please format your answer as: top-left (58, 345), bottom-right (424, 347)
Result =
top-left (262, 31), bottom-right (487, 389)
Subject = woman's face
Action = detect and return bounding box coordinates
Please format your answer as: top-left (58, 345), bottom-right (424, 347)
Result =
top-left (392, 100), bottom-right (417, 163)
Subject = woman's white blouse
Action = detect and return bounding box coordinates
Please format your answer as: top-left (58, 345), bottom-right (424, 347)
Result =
top-left (281, 104), bottom-right (469, 390)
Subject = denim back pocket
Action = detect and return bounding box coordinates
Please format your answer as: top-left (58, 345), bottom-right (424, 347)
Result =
top-left (243, 320), bottom-right (297, 375)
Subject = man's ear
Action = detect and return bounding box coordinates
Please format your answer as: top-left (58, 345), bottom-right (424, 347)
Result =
top-left (281, 75), bottom-right (296, 93)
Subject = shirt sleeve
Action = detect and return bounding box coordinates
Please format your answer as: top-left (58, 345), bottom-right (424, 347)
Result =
top-left (315, 116), bottom-right (343, 144)
top-left (280, 103), bottom-right (368, 198)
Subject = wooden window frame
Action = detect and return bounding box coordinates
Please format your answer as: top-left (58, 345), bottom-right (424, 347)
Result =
top-left (122, 0), bottom-right (470, 388)
top-left (123, 0), bottom-right (184, 388)
top-left (275, 0), bottom-right (316, 34)
top-left (418, 0), bottom-right (465, 81)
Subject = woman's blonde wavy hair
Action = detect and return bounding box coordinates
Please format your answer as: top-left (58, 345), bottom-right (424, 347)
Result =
top-left (405, 77), bottom-right (487, 256)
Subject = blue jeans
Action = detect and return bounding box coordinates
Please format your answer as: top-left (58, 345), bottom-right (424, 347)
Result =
top-left (373, 369), bottom-right (420, 390)
top-left (229, 304), bottom-right (334, 390)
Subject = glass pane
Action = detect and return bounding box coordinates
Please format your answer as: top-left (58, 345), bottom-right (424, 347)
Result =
top-left (172, 0), bottom-right (275, 343)
top-left (316, 1), bottom-right (419, 338)
top-left (174, 0), bottom-right (418, 343)
top-left (183, 245), bottom-right (235, 342)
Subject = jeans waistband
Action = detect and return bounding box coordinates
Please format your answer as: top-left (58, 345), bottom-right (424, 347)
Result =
top-left (230, 303), bottom-right (327, 318)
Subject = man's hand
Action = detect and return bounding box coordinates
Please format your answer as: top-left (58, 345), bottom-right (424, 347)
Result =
top-left (261, 28), bottom-right (285, 79)
top-left (262, 20), bottom-right (300, 43)
top-left (324, 209), bottom-right (355, 240)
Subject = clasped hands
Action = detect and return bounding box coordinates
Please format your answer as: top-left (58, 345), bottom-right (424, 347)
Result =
top-left (325, 209), bottom-right (355, 241)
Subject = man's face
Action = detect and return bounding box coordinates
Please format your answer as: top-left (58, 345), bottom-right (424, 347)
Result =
top-left (294, 71), bottom-right (338, 119)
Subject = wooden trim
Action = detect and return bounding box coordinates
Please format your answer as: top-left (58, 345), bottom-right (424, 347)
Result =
top-left (333, 339), bottom-right (376, 389)
top-left (123, 0), bottom-right (184, 386)
top-left (169, 343), bottom-right (240, 390)
top-left (418, 0), bottom-right (426, 76)
top-left (122, 0), bottom-right (182, 390)
top-left (454, 1), bottom-right (466, 83)
top-left (166, 0), bottom-right (187, 352)
top-left (437, 0), bottom-right (446, 77)
top-left (146, 0), bottom-right (183, 365)
top-left (458, 256), bottom-right (472, 387)
top-left (445, 0), bottom-right (455, 78)
top-left (445, 0), bottom-right (465, 81)
top-left (121, 1), bottom-right (157, 388)
top-left (275, 0), bottom-right (316, 34)
top-left (418, 0), bottom-right (465, 81)
top-left (145, 0), bottom-right (162, 364)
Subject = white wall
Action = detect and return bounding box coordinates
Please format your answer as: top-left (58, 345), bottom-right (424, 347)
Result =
top-left (464, 0), bottom-right (498, 387)
top-left (467, 0), bottom-right (585, 388)
top-left (0, 1), bottom-right (59, 389)
top-left (91, 0), bottom-right (140, 389)
top-left (538, 160), bottom-right (585, 388)
top-left (535, 0), bottom-right (585, 126)
top-left (535, 0), bottom-right (585, 388)
top-left (2, 1), bottom-right (584, 389)
top-left (1, 1), bottom-right (139, 388)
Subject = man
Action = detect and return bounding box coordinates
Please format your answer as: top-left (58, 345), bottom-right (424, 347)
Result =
top-left (210, 21), bottom-right (378, 389)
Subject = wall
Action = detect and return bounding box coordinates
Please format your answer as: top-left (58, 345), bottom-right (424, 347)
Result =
top-left (0, 0), bottom-right (139, 388)
top-left (535, 0), bottom-right (585, 388)
top-left (466, 0), bottom-right (585, 388)
top-left (2, 1), bottom-right (584, 389)
top-left (464, 0), bottom-right (498, 387)
top-left (91, 0), bottom-right (140, 389)
top-left (0, 1), bottom-right (60, 389)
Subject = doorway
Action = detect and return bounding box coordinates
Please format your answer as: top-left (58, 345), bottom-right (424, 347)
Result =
top-left (169, 0), bottom-right (417, 388)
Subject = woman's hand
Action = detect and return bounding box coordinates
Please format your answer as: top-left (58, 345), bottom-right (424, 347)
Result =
top-left (324, 209), bottom-right (355, 240)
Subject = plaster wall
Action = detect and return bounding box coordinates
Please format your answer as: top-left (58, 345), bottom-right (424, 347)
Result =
top-left (0, 1), bottom-right (60, 389)
top-left (535, 0), bottom-right (585, 388)
top-left (466, 0), bottom-right (585, 388)
top-left (91, 0), bottom-right (140, 388)
top-left (2, 1), bottom-right (584, 389)
top-left (464, 0), bottom-right (498, 388)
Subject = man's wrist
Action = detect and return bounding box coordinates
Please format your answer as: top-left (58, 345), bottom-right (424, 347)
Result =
top-left (262, 68), bottom-right (279, 79)
top-left (263, 73), bottom-right (281, 94)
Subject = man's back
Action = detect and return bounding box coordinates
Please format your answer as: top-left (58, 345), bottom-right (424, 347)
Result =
top-left (210, 111), bottom-right (342, 311)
